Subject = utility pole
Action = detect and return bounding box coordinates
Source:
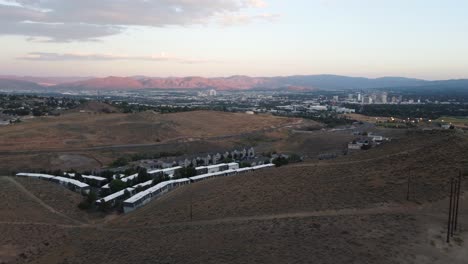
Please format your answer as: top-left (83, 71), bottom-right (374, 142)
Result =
top-left (451, 177), bottom-right (457, 237)
top-left (406, 169), bottom-right (411, 201)
top-left (190, 185), bottom-right (193, 221)
top-left (447, 178), bottom-right (454, 243)
top-left (454, 170), bottom-right (462, 231)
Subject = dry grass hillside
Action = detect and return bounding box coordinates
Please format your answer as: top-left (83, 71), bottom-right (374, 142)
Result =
top-left (1, 130), bottom-right (468, 264)
top-left (0, 109), bottom-right (302, 173)
top-left (0, 110), bottom-right (297, 152)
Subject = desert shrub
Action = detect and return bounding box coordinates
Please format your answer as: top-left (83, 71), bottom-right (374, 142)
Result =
top-left (273, 157), bottom-right (289, 167)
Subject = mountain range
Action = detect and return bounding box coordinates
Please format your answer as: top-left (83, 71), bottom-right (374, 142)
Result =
top-left (0, 74), bottom-right (467, 92)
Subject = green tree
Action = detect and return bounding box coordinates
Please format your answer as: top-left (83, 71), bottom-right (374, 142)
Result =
top-left (273, 157), bottom-right (289, 167)
top-left (109, 179), bottom-right (127, 193)
top-left (176, 167), bottom-right (197, 179)
top-left (137, 168), bottom-right (150, 182)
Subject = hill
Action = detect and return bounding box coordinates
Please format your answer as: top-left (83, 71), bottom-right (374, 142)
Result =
top-left (1, 131), bottom-right (467, 263)
top-left (0, 78), bottom-right (46, 92)
top-left (65, 101), bottom-right (121, 114)
top-left (0, 110), bottom-right (299, 172)
top-left (0, 76), bottom-right (91, 86)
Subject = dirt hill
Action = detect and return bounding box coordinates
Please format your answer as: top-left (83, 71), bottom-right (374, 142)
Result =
top-left (0, 110), bottom-right (300, 173)
top-left (1, 131), bottom-right (468, 264)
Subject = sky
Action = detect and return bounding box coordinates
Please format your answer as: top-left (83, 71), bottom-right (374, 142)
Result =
top-left (0, 0), bottom-right (467, 80)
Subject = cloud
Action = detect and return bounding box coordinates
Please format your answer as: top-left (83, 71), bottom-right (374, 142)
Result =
top-left (18, 52), bottom-right (219, 64)
top-left (221, 13), bottom-right (280, 26)
top-left (0, 0), bottom-right (274, 41)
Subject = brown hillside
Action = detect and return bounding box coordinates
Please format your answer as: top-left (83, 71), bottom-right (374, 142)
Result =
top-left (2, 131), bottom-right (468, 264)
top-left (0, 111), bottom-right (297, 152)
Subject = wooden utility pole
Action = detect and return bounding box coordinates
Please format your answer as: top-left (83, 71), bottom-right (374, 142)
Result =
top-left (190, 186), bottom-right (193, 221)
top-left (451, 177), bottom-right (457, 237)
top-left (454, 170), bottom-right (462, 231)
top-left (447, 178), bottom-right (454, 243)
top-left (406, 169), bottom-right (411, 201)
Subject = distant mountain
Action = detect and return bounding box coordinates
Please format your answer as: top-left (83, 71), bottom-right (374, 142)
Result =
top-left (0, 75), bottom-right (92, 86)
top-left (1, 74), bottom-right (467, 92)
top-left (0, 78), bottom-right (46, 92)
top-left (57, 76), bottom-right (144, 90)
top-left (53, 75), bottom-right (430, 91)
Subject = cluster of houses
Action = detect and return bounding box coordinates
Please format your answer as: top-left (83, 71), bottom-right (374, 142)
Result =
top-left (347, 133), bottom-right (390, 150)
top-left (15, 161), bottom-right (276, 214)
top-left (121, 163), bottom-right (273, 214)
top-left (135, 147), bottom-right (256, 171)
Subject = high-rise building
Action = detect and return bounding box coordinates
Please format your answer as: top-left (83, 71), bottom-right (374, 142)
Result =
top-left (381, 93), bottom-right (388, 104)
top-left (209, 89), bottom-right (217, 97)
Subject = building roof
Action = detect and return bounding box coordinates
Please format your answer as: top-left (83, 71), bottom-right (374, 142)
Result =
top-left (121, 173), bottom-right (138, 182)
top-left (132, 180), bottom-right (153, 189)
top-left (16, 173), bottom-right (89, 188)
top-left (235, 167), bottom-right (253, 173)
top-left (252, 164), bottom-right (275, 170)
top-left (189, 169), bottom-right (236, 181)
top-left (148, 166), bottom-right (183, 175)
top-left (124, 181), bottom-right (173, 204)
top-left (16, 173), bottom-right (55, 180)
top-left (97, 187), bottom-right (135, 203)
top-left (82, 175), bottom-right (107, 181)
top-left (53, 176), bottom-right (90, 188)
top-left (206, 163), bottom-right (228, 169)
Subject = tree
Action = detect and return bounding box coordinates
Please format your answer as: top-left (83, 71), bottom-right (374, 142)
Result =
top-left (75, 172), bottom-right (84, 182)
top-left (97, 199), bottom-right (111, 212)
top-left (78, 191), bottom-right (97, 210)
top-left (240, 162), bottom-right (251, 168)
top-left (273, 157), bottom-right (289, 167)
top-left (111, 157), bottom-right (128, 167)
top-left (100, 170), bottom-right (114, 181)
top-left (109, 179), bottom-right (127, 193)
top-left (288, 154), bottom-right (302, 163)
top-left (137, 168), bottom-right (150, 182)
top-left (176, 167), bottom-right (197, 179)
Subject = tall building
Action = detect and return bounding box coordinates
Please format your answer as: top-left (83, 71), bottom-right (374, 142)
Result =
top-left (381, 93), bottom-right (388, 104)
top-left (357, 93), bottom-right (362, 102)
top-left (209, 89), bottom-right (217, 97)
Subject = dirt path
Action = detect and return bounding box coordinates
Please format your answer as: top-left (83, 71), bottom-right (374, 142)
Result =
top-left (103, 203), bottom-right (422, 232)
top-left (4, 177), bottom-right (85, 225)
top-left (0, 202), bottom-right (416, 231)
top-left (292, 146), bottom-right (425, 167)
top-left (0, 221), bottom-right (83, 229)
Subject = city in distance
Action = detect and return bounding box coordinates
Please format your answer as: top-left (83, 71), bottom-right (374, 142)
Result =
top-left (1, 1), bottom-right (468, 264)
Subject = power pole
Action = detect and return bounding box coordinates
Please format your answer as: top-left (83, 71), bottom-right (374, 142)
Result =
top-left (454, 170), bottom-right (462, 231)
top-left (447, 178), bottom-right (454, 243)
top-left (190, 186), bottom-right (193, 222)
top-left (406, 169), bottom-right (411, 201)
top-left (451, 177), bottom-right (457, 237)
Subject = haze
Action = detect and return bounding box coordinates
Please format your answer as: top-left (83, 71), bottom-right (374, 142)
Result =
top-left (1, 0), bottom-right (468, 79)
